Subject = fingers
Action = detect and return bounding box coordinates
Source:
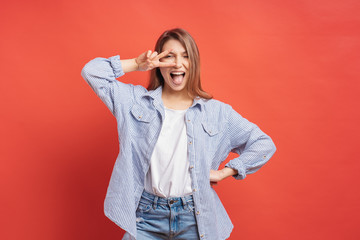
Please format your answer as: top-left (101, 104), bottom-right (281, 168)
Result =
top-left (156, 49), bottom-right (173, 59)
top-left (146, 50), bottom-right (160, 61)
top-left (145, 49), bottom-right (173, 60)
top-left (142, 49), bottom-right (176, 69)
top-left (150, 51), bottom-right (158, 59)
top-left (146, 50), bottom-right (152, 58)
top-left (158, 62), bottom-right (176, 68)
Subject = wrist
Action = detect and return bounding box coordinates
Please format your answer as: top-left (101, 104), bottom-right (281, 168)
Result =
top-left (133, 58), bottom-right (139, 71)
top-left (221, 167), bottom-right (238, 179)
top-left (121, 58), bottom-right (139, 73)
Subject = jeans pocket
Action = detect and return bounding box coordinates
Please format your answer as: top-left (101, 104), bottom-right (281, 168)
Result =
top-left (137, 200), bottom-right (152, 214)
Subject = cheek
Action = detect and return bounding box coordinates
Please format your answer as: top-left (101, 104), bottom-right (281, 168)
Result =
top-left (184, 61), bottom-right (190, 70)
top-left (159, 69), bottom-right (168, 80)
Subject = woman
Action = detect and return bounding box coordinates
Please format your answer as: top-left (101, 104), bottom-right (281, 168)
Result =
top-left (81, 28), bottom-right (276, 240)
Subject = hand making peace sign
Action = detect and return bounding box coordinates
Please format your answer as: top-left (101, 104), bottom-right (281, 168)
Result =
top-left (135, 49), bottom-right (176, 71)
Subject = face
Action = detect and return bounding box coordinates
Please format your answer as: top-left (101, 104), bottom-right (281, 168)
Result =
top-left (159, 39), bottom-right (190, 94)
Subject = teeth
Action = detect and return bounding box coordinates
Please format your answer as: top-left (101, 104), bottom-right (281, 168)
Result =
top-left (171, 72), bottom-right (184, 75)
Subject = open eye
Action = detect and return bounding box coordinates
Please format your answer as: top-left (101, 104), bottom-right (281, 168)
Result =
top-left (162, 55), bottom-right (174, 60)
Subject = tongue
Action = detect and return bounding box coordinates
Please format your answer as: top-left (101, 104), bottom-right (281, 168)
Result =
top-left (172, 74), bottom-right (183, 85)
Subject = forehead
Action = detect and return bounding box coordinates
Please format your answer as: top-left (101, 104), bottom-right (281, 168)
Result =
top-left (162, 39), bottom-right (187, 53)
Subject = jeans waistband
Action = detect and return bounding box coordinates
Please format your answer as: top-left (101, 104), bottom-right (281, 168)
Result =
top-left (140, 190), bottom-right (194, 208)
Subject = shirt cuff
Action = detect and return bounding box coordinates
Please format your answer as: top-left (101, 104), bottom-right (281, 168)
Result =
top-left (225, 159), bottom-right (246, 180)
top-left (110, 55), bottom-right (125, 78)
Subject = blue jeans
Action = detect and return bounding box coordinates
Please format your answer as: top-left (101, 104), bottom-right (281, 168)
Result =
top-left (124, 190), bottom-right (200, 240)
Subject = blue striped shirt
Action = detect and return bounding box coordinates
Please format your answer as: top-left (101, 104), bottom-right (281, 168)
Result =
top-left (81, 55), bottom-right (276, 240)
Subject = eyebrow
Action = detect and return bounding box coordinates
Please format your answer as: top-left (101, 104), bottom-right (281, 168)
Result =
top-left (168, 51), bottom-right (188, 54)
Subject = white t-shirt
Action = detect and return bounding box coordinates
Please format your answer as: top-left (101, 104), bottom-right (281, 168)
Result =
top-left (144, 107), bottom-right (193, 198)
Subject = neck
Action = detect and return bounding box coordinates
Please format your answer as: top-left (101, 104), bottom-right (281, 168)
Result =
top-left (161, 87), bottom-right (193, 110)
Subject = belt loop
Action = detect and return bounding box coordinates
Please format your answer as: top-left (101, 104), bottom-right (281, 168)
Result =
top-left (181, 197), bottom-right (187, 209)
top-left (153, 196), bottom-right (158, 210)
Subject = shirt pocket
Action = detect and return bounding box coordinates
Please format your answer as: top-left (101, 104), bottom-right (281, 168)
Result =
top-left (130, 104), bottom-right (155, 137)
top-left (201, 121), bottom-right (225, 152)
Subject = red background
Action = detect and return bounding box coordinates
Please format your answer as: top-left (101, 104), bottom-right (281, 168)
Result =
top-left (1, 0), bottom-right (360, 239)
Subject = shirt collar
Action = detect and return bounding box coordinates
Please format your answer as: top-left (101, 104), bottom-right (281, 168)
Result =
top-left (143, 86), bottom-right (205, 111)
top-left (191, 96), bottom-right (205, 111)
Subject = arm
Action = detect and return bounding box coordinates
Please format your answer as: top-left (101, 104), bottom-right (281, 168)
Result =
top-left (210, 106), bottom-right (276, 185)
top-left (224, 106), bottom-right (276, 180)
top-left (81, 55), bottom-right (128, 114)
top-left (81, 50), bottom-right (175, 113)
top-left (210, 167), bottom-right (238, 186)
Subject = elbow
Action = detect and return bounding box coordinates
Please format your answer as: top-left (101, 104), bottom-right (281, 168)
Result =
top-left (267, 136), bottom-right (277, 157)
top-left (81, 61), bottom-right (95, 80)
top-left (258, 132), bottom-right (276, 158)
top-left (81, 65), bottom-right (88, 79)
top-left (256, 128), bottom-right (277, 155)
top-left (81, 57), bottom-right (102, 79)
top-left (81, 62), bottom-right (91, 81)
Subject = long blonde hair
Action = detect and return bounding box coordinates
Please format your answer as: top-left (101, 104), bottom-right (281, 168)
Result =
top-left (148, 28), bottom-right (212, 100)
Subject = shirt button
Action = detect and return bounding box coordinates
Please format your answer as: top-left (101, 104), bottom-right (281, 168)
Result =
top-left (193, 188), bottom-right (197, 192)
top-left (263, 155), bottom-right (266, 159)
top-left (187, 119), bottom-right (191, 122)
top-left (200, 234), bottom-right (204, 238)
top-left (138, 116), bottom-right (142, 119)
top-left (190, 165), bottom-right (194, 169)
top-left (189, 141), bottom-right (192, 145)
top-left (196, 211), bottom-right (200, 215)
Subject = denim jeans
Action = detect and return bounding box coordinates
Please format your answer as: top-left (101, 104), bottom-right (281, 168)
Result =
top-left (123, 190), bottom-right (200, 240)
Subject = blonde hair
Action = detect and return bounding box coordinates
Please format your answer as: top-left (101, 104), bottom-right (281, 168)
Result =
top-left (148, 28), bottom-right (212, 99)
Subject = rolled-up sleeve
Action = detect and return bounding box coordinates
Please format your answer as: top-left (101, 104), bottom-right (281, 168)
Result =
top-left (81, 55), bottom-right (133, 114)
top-left (225, 106), bottom-right (276, 180)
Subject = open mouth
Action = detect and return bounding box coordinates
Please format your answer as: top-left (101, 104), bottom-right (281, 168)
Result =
top-left (170, 72), bottom-right (185, 78)
top-left (170, 72), bottom-right (186, 85)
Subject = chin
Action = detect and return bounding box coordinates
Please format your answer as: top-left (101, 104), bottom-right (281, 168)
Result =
top-left (166, 81), bottom-right (188, 92)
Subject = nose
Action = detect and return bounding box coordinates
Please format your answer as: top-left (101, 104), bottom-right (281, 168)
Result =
top-left (174, 55), bottom-right (183, 68)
